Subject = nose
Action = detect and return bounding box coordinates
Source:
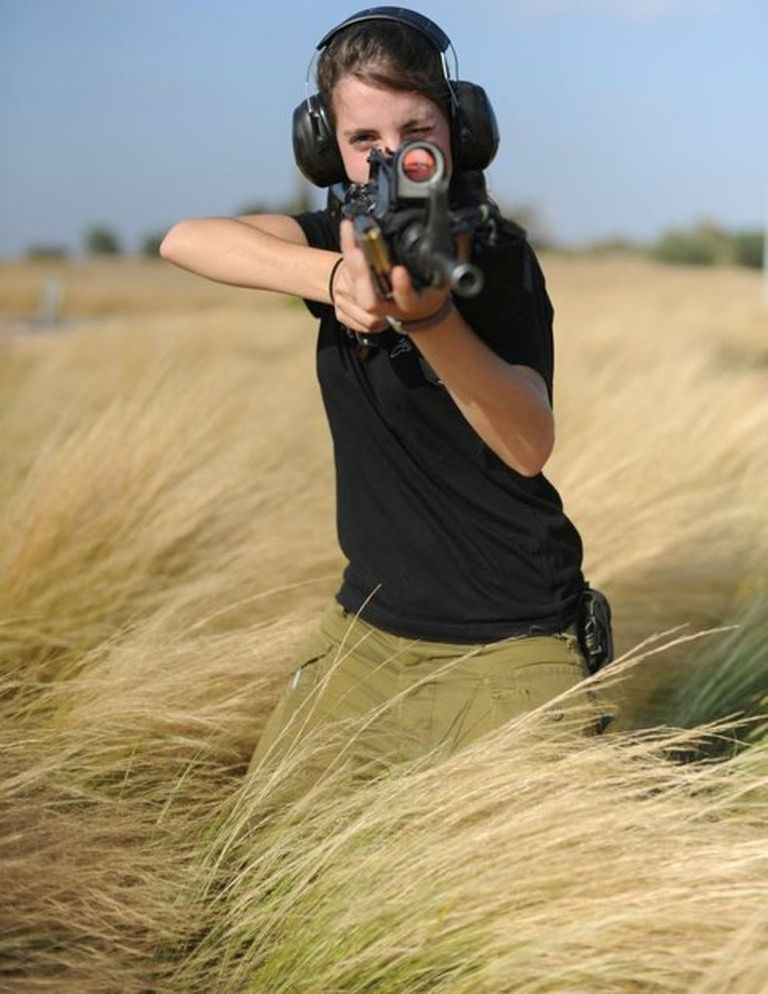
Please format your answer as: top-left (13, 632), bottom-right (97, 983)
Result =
top-left (381, 133), bottom-right (400, 155)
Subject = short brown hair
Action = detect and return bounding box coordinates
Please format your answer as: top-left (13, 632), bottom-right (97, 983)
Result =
top-left (317, 20), bottom-right (452, 125)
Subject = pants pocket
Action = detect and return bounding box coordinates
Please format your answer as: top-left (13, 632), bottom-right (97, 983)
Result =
top-left (482, 629), bottom-right (604, 735)
top-left (248, 629), bottom-right (332, 771)
top-left (491, 659), bottom-right (586, 722)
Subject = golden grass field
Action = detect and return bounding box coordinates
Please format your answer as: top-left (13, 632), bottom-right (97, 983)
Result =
top-left (1, 254), bottom-right (767, 992)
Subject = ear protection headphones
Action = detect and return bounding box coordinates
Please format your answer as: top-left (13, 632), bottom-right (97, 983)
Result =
top-left (292, 6), bottom-right (499, 188)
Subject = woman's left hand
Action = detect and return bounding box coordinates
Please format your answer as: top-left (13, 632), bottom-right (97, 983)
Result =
top-left (332, 219), bottom-right (451, 334)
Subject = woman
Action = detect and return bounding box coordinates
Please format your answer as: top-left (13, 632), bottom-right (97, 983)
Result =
top-left (161, 8), bottom-right (607, 773)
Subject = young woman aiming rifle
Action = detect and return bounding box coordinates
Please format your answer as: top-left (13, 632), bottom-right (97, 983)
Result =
top-left (161, 7), bottom-right (610, 772)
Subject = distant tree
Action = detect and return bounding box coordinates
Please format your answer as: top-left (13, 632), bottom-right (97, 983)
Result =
top-left (651, 230), bottom-right (714, 265)
top-left (731, 230), bottom-right (764, 269)
top-left (85, 225), bottom-right (121, 255)
top-left (693, 220), bottom-right (732, 261)
top-left (26, 244), bottom-right (69, 260)
top-left (650, 220), bottom-right (730, 266)
top-left (140, 232), bottom-right (165, 257)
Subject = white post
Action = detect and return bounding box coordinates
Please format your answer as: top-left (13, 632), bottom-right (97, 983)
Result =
top-left (40, 276), bottom-right (63, 326)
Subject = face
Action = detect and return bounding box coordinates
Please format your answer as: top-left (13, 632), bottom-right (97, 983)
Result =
top-left (332, 74), bottom-right (453, 184)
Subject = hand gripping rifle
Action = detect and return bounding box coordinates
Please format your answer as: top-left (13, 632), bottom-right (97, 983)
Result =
top-left (328, 142), bottom-right (500, 348)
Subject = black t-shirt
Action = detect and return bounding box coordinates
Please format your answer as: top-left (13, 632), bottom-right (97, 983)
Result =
top-left (294, 208), bottom-right (584, 643)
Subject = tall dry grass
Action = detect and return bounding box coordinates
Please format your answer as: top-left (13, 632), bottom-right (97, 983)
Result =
top-left (545, 256), bottom-right (768, 725)
top-left (176, 702), bottom-right (768, 994)
top-left (1, 255), bottom-right (767, 991)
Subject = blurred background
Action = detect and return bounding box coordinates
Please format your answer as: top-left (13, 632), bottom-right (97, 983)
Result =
top-left (1, 0), bottom-right (767, 265)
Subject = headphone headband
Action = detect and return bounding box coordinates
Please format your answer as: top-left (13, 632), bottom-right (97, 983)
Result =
top-left (316, 7), bottom-right (451, 55)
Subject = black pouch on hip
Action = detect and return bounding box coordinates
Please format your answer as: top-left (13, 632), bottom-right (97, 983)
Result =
top-left (577, 586), bottom-right (614, 675)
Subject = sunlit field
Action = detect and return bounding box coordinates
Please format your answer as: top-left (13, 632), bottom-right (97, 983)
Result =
top-left (2, 253), bottom-right (767, 992)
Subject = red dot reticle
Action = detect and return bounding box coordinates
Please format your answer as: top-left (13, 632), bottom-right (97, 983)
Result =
top-left (401, 147), bottom-right (437, 182)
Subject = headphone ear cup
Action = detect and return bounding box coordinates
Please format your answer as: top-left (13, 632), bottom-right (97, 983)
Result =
top-left (453, 81), bottom-right (499, 172)
top-left (292, 93), bottom-right (347, 187)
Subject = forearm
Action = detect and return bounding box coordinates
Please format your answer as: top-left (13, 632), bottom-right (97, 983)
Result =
top-left (332, 220), bottom-right (554, 475)
top-left (159, 218), bottom-right (339, 300)
top-left (411, 309), bottom-right (555, 477)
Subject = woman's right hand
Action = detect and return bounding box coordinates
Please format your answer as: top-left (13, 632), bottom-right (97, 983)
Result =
top-left (331, 220), bottom-right (453, 335)
top-left (329, 253), bottom-right (389, 335)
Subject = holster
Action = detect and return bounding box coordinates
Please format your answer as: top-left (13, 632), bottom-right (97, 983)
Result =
top-left (576, 586), bottom-right (614, 675)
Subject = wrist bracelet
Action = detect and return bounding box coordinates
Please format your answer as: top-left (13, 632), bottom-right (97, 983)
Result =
top-left (328, 257), bottom-right (344, 304)
top-left (387, 297), bottom-right (454, 336)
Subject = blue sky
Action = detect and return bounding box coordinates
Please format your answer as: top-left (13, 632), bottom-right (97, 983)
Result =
top-left (1, 0), bottom-right (766, 256)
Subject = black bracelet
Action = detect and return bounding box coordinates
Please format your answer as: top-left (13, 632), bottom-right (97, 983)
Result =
top-left (387, 297), bottom-right (454, 335)
top-left (328, 257), bottom-right (344, 304)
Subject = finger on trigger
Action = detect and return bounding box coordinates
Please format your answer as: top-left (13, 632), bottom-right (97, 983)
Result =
top-left (390, 265), bottom-right (416, 310)
top-left (339, 218), bottom-right (355, 255)
top-left (341, 225), bottom-right (369, 282)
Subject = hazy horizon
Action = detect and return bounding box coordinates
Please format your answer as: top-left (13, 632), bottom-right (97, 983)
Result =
top-left (1, 0), bottom-right (766, 258)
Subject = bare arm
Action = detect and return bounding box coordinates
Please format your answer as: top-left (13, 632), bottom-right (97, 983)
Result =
top-left (159, 213), bottom-right (340, 302)
top-left (334, 219), bottom-right (554, 477)
top-left (405, 315), bottom-right (554, 477)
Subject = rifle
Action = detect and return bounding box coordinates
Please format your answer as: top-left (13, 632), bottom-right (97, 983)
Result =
top-left (329, 141), bottom-right (499, 307)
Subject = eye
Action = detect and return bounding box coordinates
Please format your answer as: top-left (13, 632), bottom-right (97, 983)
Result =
top-left (351, 133), bottom-right (376, 146)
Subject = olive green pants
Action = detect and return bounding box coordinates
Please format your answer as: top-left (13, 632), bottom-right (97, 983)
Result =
top-left (250, 602), bottom-right (607, 778)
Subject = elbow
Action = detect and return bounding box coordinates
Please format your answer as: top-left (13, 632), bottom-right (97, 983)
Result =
top-left (492, 446), bottom-right (549, 478)
top-left (496, 376), bottom-right (556, 476)
top-left (158, 218), bottom-right (208, 266)
top-left (515, 456), bottom-right (548, 478)
top-left (499, 424), bottom-right (555, 477)
top-left (524, 432), bottom-right (555, 477)
top-left (510, 454), bottom-right (547, 478)
top-left (521, 406), bottom-right (556, 476)
top-left (159, 221), bottom-right (192, 263)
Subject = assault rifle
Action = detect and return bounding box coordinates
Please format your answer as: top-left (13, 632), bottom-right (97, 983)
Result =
top-left (329, 141), bottom-right (499, 303)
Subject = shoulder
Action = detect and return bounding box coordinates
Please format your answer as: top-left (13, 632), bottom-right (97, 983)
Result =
top-left (234, 214), bottom-right (308, 245)
top-left (472, 216), bottom-right (551, 315)
top-left (455, 212), bottom-right (555, 399)
top-left (292, 207), bottom-right (340, 252)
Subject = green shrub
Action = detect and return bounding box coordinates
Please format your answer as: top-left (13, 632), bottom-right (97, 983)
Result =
top-left (650, 222), bottom-right (764, 269)
top-left (731, 230), bottom-right (764, 269)
top-left (84, 226), bottom-right (121, 256)
top-left (26, 245), bottom-right (69, 260)
top-left (651, 222), bottom-right (729, 266)
top-left (140, 233), bottom-right (164, 257)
